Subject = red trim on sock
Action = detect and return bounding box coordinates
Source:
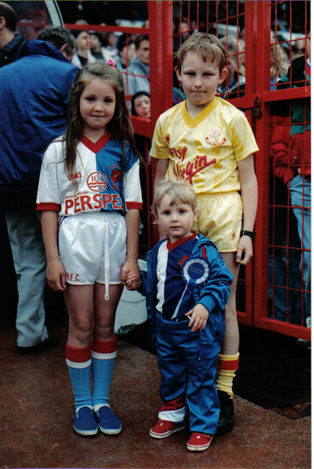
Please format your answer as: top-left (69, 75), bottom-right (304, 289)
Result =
top-left (160, 396), bottom-right (185, 412)
top-left (218, 358), bottom-right (239, 371)
top-left (65, 343), bottom-right (91, 362)
top-left (92, 337), bottom-right (117, 354)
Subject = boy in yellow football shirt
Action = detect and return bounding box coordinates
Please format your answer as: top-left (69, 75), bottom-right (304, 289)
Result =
top-left (151, 32), bottom-right (259, 435)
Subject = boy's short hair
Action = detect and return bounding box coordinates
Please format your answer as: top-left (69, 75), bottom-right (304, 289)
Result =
top-left (135, 34), bottom-right (149, 50)
top-left (89, 30), bottom-right (103, 43)
top-left (37, 26), bottom-right (76, 57)
top-left (175, 32), bottom-right (227, 73)
top-left (0, 2), bottom-right (17, 32)
top-left (153, 179), bottom-right (196, 217)
top-left (117, 33), bottom-right (134, 53)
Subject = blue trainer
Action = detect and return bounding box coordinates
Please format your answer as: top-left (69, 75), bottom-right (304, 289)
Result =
top-left (73, 406), bottom-right (98, 436)
top-left (94, 405), bottom-right (122, 435)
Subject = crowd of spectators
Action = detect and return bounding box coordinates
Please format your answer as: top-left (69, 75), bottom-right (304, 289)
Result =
top-left (5, 1), bottom-right (310, 106)
top-left (56, 1), bottom-right (309, 106)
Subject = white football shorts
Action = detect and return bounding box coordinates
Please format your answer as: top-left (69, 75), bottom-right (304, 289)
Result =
top-left (58, 212), bottom-right (127, 293)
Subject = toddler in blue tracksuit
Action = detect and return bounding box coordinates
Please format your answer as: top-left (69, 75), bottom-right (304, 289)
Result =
top-left (126, 179), bottom-right (233, 452)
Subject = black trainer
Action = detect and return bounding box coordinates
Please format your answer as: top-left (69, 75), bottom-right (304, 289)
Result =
top-left (217, 390), bottom-right (234, 435)
top-left (17, 336), bottom-right (58, 355)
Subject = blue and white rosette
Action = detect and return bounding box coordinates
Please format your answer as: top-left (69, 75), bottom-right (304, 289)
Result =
top-left (171, 258), bottom-right (210, 320)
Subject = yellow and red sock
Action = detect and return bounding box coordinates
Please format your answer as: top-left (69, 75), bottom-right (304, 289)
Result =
top-left (216, 353), bottom-right (240, 398)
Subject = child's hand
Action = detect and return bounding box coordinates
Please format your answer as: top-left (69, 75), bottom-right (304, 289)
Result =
top-left (46, 258), bottom-right (66, 292)
top-left (121, 259), bottom-right (141, 289)
top-left (125, 271), bottom-right (142, 290)
top-left (185, 304), bottom-right (209, 332)
top-left (236, 235), bottom-right (253, 265)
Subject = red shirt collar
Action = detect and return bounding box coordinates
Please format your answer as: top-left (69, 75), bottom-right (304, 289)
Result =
top-left (167, 231), bottom-right (197, 250)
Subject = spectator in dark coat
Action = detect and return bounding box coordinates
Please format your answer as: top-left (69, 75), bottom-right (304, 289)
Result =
top-left (0, 26), bottom-right (78, 354)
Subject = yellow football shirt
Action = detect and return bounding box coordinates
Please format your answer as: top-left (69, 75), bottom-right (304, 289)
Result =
top-left (150, 97), bottom-right (259, 193)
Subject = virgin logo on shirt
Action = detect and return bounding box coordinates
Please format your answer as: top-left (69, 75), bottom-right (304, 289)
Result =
top-left (174, 154), bottom-right (216, 184)
top-left (87, 172), bottom-right (107, 192)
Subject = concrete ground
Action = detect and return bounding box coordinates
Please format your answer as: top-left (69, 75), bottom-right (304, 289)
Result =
top-left (0, 312), bottom-right (311, 469)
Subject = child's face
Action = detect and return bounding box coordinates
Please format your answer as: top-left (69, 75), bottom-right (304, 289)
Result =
top-left (176, 51), bottom-right (227, 113)
top-left (133, 94), bottom-right (151, 118)
top-left (76, 31), bottom-right (90, 52)
top-left (80, 78), bottom-right (116, 139)
top-left (89, 34), bottom-right (101, 53)
top-left (136, 39), bottom-right (150, 65)
top-left (157, 194), bottom-right (197, 244)
top-left (121, 43), bottom-right (136, 64)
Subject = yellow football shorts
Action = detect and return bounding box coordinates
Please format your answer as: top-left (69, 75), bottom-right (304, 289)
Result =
top-left (194, 191), bottom-right (243, 252)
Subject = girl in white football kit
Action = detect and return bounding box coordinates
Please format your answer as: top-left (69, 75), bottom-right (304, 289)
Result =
top-left (37, 63), bottom-right (142, 436)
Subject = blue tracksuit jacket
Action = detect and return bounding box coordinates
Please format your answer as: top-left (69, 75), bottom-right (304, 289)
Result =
top-left (139, 233), bottom-right (233, 345)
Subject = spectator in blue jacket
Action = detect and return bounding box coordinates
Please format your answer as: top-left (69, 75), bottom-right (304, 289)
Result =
top-left (115, 33), bottom-right (135, 71)
top-left (0, 2), bottom-right (25, 317)
top-left (125, 34), bottom-right (149, 98)
top-left (0, 26), bottom-right (78, 354)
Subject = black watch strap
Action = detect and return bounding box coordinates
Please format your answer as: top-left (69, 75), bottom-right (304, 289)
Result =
top-left (240, 229), bottom-right (256, 240)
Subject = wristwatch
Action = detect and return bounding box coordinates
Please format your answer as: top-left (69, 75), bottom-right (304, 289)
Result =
top-left (240, 230), bottom-right (256, 241)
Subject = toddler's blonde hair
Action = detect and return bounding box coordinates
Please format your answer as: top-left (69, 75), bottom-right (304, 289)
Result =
top-left (153, 179), bottom-right (196, 218)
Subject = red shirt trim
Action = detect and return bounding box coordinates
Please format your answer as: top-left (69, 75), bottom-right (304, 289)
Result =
top-left (36, 203), bottom-right (61, 212)
top-left (80, 132), bottom-right (111, 153)
top-left (126, 201), bottom-right (142, 210)
top-left (167, 231), bottom-right (197, 251)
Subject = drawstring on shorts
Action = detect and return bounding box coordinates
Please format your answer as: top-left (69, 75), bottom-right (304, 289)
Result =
top-left (104, 219), bottom-right (110, 301)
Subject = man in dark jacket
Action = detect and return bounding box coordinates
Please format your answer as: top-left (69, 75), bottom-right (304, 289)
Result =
top-left (0, 2), bottom-right (24, 66)
top-left (0, 25), bottom-right (78, 353)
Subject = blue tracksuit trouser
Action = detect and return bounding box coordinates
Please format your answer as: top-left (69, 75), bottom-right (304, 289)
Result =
top-left (155, 311), bottom-right (224, 435)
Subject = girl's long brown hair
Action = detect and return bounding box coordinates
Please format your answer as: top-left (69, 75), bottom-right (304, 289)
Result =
top-left (64, 62), bottom-right (138, 179)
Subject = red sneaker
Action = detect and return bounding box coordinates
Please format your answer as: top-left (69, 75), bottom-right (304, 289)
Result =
top-left (149, 419), bottom-right (185, 439)
top-left (186, 432), bottom-right (213, 452)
